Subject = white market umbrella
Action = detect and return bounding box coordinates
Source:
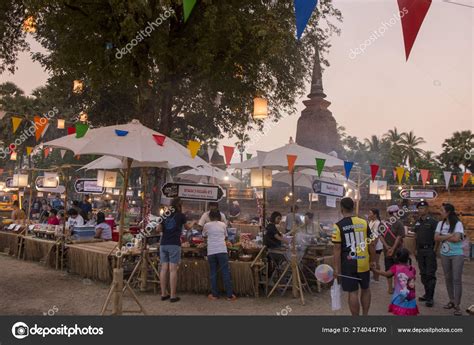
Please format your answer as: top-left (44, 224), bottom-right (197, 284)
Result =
top-left (177, 166), bottom-right (240, 184)
top-left (273, 169), bottom-right (356, 189)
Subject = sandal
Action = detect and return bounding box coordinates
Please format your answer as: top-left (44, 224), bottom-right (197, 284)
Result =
top-left (453, 307), bottom-right (462, 316)
top-left (161, 295), bottom-right (170, 301)
top-left (443, 302), bottom-right (455, 309)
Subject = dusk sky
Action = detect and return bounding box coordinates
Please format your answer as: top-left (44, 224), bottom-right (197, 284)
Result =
top-left (2, 0), bottom-right (472, 158)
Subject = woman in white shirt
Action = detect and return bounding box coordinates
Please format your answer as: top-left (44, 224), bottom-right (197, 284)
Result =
top-left (94, 212), bottom-right (112, 241)
top-left (435, 203), bottom-right (465, 316)
top-left (203, 210), bottom-right (236, 301)
top-left (368, 209), bottom-right (383, 282)
top-left (66, 208), bottom-right (84, 228)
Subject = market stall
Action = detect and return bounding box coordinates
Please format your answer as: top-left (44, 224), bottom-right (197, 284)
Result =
top-left (0, 230), bottom-right (21, 256)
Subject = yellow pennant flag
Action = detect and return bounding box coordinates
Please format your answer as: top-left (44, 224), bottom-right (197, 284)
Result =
top-left (26, 147), bottom-right (33, 156)
top-left (405, 171), bottom-right (410, 181)
top-left (396, 167), bottom-right (405, 184)
top-left (187, 140), bottom-right (201, 158)
top-left (11, 117), bottom-right (22, 133)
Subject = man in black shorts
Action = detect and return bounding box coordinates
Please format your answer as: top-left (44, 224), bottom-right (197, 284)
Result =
top-left (333, 197), bottom-right (376, 315)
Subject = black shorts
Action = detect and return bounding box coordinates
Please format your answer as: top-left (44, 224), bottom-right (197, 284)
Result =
top-left (376, 249), bottom-right (383, 255)
top-left (384, 256), bottom-right (396, 271)
top-left (340, 271), bottom-right (370, 292)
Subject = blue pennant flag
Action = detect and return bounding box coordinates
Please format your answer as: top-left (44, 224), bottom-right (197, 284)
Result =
top-left (344, 161), bottom-right (354, 180)
top-left (294, 0), bottom-right (319, 40)
top-left (115, 129), bottom-right (129, 137)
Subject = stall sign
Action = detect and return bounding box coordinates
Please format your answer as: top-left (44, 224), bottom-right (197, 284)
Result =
top-left (35, 176), bottom-right (65, 193)
top-left (227, 188), bottom-right (254, 200)
top-left (161, 183), bottom-right (224, 202)
top-left (74, 178), bottom-right (105, 194)
top-left (312, 181), bottom-right (345, 198)
top-left (400, 189), bottom-right (438, 200)
top-left (5, 177), bottom-right (18, 190)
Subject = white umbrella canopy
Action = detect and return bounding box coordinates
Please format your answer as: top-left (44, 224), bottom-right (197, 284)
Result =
top-left (43, 119), bottom-right (200, 167)
top-left (273, 169), bottom-right (356, 189)
top-left (176, 166), bottom-right (240, 184)
top-left (230, 143), bottom-right (343, 170)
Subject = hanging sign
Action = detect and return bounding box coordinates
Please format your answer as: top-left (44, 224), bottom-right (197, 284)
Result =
top-left (312, 180), bottom-right (345, 198)
top-left (161, 182), bottom-right (224, 202)
top-left (227, 188), bottom-right (254, 200)
top-left (400, 189), bottom-right (438, 200)
top-left (74, 178), bottom-right (105, 194)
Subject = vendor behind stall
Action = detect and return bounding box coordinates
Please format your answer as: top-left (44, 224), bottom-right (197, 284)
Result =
top-left (11, 201), bottom-right (26, 224)
top-left (66, 208), bottom-right (84, 228)
top-left (264, 212), bottom-right (284, 249)
top-left (94, 212), bottom-right (112, 240)
top-left (196, 202), bottom-right (227, 230)
top-left (47, 209), bottom-right (60, 225)
top-left (229, 201), bottom-right (241, 221)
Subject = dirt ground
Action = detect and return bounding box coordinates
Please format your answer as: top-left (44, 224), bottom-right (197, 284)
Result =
top-left (0, 254), bottom-right (472, 316)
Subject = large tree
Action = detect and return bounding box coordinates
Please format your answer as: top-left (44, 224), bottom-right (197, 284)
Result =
top-left (438, 130), bottom-right (474, 173)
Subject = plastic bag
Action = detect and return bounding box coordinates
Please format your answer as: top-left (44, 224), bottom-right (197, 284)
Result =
top-left (330, 281), bottom-right (342, 311)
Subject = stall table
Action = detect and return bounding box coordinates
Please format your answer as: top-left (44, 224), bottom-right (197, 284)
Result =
top-left (22, 236), bottom-right (58, 268)
top-left (233, 223), bottom-right (261, 238)
top-left (0, 231), bottom-right (20, 256)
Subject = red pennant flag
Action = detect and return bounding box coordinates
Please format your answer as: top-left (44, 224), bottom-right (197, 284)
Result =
top-left (44, 148), bottom-right (50, 158)
top-left (462, 172), bottom-right (471, 187)
top-left (152, 134), bottom-right (166, 146)
top-left (382, 169), bottom-right (386, 179)
top-left (223, 146), bottom-right (235, 166)
top-left (67, 127), bottom-right (76, 135)
top-left (397, 0), bottom-right (432, 60)
top-left (287, 155), bottom-right (298, 173)
top-left (420, 169), bottom-right (429, 187)
top-left (453, 175), bottom-right (457, 184)
top-left (370, 164), bottom-right (379, 182)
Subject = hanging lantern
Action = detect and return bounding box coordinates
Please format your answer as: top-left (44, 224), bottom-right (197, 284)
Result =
top-left (43, 172), bottom-right (59, 188)
top-left (97, 170), bottom-right (117, 188)
top-left (0, 182), bottom-right (5, 191)
top-left (57, 119), bottom-right (65, 129)
top-left (73, 80), bottom-right (84, 94)
top-left (13, 174), bottom-right (29, 187)
top-left (22, 16), bottom-right (36, 33)
top-left (250, 168), bottom-right (272, 188)
top-left (253, 97), bottom-right (268, 120)
top-left (79, 111), bottom-right (88, 122)
top-left (10, 152), bottom-right (17, 161)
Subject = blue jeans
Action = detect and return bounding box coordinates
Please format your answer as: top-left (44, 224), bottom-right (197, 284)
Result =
top-left (208, 253), bottom-right (233, 298)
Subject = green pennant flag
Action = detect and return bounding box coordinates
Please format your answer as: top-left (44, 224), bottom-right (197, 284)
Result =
top-left (246, 153), bottom-right (252, 160)
top-left (315, 158), bottom-right (325, 177)
top-left (75, 123), bottom-right (89, 138)
top-left (183, 0), bottom-right (197, 22)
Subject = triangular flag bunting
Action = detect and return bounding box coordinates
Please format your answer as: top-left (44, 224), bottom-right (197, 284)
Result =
top-left (397, 0), bottom-right (432, 61)
top-left (416, 172), bottom-right (420, 181)
top-left (187, 140), bottom-right (201, 159)
top-left (44, 147), bottom-right (50, 158)
top-left (67, 127), bottom-right (76, 135)
top-left (60, 149), bottom-right (66, 159)
top-left (294, 0), bottom-right (319, 40)
top-left (393, 170), bottom-right (397, 180)
top-left (382, 169), bottom-right (386, 179)
top-left (207, 147), bottom-right (215, 162)
top-left (396, 167), bottom-right (405, 184)
top-left (34, 116), bottom-right (49, 141)
top-left (183, 0), bottom-right (197, 22)
top-left (287, 154), bottom-right (298, 173)
top-left (315, 158), bottom-right (325, 177)
top-left (405, 171), bottom-right (410, 181)
top-left (420, 169), bottom-right (429, 187)
top-left (246, 153), bottom-right (252, 160)
top-left (223, 146), bottom-right (235, 166)
top-left (11, 117), bottom-right (22, 133)
top-left (462, 172), bottom-right (471, 187)
top-left (443, 171), bottom-right (452, 190)
top-left (26, 147), bottom-right (33, 156)
top-left (75, 123), bottom-right (89, 138)
top-left (370, 164), bottom-right (379, 182)
top-left (453, 175), bottom-right (457, 184)
top-left (115, 129), bottom-right (128, 137)
top-left (344, 161), bottom-right (354, 180)
top-left (152, 134), bottom-right (166, 146)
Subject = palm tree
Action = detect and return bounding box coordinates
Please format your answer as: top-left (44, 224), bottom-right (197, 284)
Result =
top-left (438, 130), bottom-right (474, 172)
top-left (384, 127), bottom-right (405, 166)
top-left (399, 131), bottom-right (426, 166)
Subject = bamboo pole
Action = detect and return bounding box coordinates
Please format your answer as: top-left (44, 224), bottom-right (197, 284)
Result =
top-left (117, 158), bottom-right (133, 256)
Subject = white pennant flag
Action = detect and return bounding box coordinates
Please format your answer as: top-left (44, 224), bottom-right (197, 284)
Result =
top-left (443, 171), bottom-right (452, 190)
top-left (60, 149), bottom-right (66, 159)
top-left (207, 147), bottom-right (215, 162)
top-left (416, 172), bottom-right (420, 181)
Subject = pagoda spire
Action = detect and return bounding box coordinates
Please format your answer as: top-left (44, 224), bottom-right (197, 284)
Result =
top-left (308, 43), bottom-right (326, 99)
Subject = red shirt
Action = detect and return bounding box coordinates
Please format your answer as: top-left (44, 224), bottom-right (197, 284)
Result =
top-left (47, 216), bottom-right (60, 225)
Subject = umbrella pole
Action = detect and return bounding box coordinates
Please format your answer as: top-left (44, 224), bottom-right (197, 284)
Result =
top-left (118, 158), bottom-right (133, 259)
top-left (289, 170), bottom-right (304, 304)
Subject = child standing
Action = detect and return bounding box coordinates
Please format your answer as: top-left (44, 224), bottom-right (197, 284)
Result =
top-left (372, 248), bottom-right (419, 316)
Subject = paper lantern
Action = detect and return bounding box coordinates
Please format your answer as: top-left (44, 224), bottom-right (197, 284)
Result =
top-left (13, 174), bottom-right (29, 187)
top-left (253, 97), bottom-right (268, 120)
top-left (113, 189), bottom-right (121, 196)
top-left (0, 182), bottom-right (5, 191)
top-left (97, 170), bottom-right (117, 188)
top-left (57, 119), bottom-right (65, 129)
top-left (22, 16), bottom-right (36, 33)
top-left (37, 192), bottom-right (43, 197)
top-left (73, 80), bottom-right (84, 94)
top-left (380, 190), bottom-right (392, 201)
top-left (43, 172), bottom-right (59, 188)
top-left (10, 152), bottom-right (17, 161)
top-left (79, 111), bottom-right (88, 122)
top-left (369, 180), bottom-right (387, 195)
top-left (250, 168), bottom-right (272, 188)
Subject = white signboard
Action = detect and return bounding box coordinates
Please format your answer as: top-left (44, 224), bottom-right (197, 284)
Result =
top-left (313, 181), bottom-right (345, 198)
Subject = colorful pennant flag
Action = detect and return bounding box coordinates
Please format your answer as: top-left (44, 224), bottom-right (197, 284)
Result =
top-left (420, 169), bottom-right (429, 187)
top-left (207, 147), bottom-right (215, 162)
top-left (287, 154), bottom-right (298, 173)
top-left (26, 147), bottom-right (33, 156)
top-left (393, 169), bottom-right (397, 180)
top-left (152, 134), bottom-right (166, 146)
top-left (396, 167), bottom-right (405, 184)
top-left (44, 147), bottom-right (51, 158)
top-left (397, 0), bottom-right (432, 61)
top-left (11, 117), bottom-right (22, 134)
top-left (183, 0), bottom-right (197, 22)
top-left (187, 140), bottom-right (201, 159)
top-left (382, 169), bottom-right (386, 179)
top-left (416, 172), bottom-right (420, 181)
top-left (453, 174), bottom-right (457, 184)
top-left (405, 171), bottom-right (410, 181)
top-left (246, 153), bottom-right (253, 160)
top-left (316, 158), bottom-right (326, 177)
top-left (344, 161), bottom-right (354, 180)
top-left (462, 172), bottom-right (471, 187)
top-left (34, 116), bottom-right (49, 141)
top-left (370, 164), bottom-right (379, 182)
top-left (294, 0), bottom-right (319, 40)
top-left (67, 127), bottom-right (76, 135)
top-left (75, 123), bottom-right (89, 138)
top-left (60, 149), bottom-right (67, 159)
top-left (443, 171), bottom-right (452, 190)
top-left (223, 146), bottom-right (235, 166)
top-left (115, 129), bottom-right (128, 137)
